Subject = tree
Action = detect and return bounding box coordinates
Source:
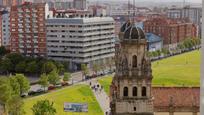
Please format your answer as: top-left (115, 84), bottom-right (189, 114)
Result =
top-left (39, 74), bottom-right (49, 92)
top-left (0, 77), bottom-right (12, 114)
top-left (156, 50), bottom-right (161, 56)
top-left (42, 61), bottom-right (57, 74)
top-left (152, 51), bottom-right (158, 57)
top-left (100, 61), bottom-right (106, 73)
top-left (63, 72), bottom-right (70, 82)
top-left (48, 70), bottom-right (60, 86)
top-left (6, 53), bottom-right (23, 72)
top-left (32, 100), bottom-right (56, 115)
top-left (54, 61), bottom-right (65, 74)
top-left (36, 58), bottom-right (47, 73)
top-left (9, 77), bottom-right (20, 96)
top-left (0, 58), bottom-right (13, 74)
top-left (93, 63), bottom-right (100, 75)
top-left (0, 46), bottom-right (8, 57)
top-left (81, 64), bottom-right (89, 77)
top-left (15, 61), bottom-right (26, 73)
top-left (7, 95), bottom-right (25, 115)
top-left (25, 61), bottom-right (38, 74)
top-left (147, 52), bottom-right (153, 57)
top-left (62, 61), bottom-right (69, 71)
top-left (15, 74), bottom-right (30, 95)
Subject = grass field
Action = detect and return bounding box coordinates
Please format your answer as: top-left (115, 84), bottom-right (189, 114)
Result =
top-left (23, 85), bottom-right (103, 115)
top-left (99, 50), bottom-right (200, 94)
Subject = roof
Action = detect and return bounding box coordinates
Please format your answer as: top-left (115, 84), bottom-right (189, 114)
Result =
top-left (123, 26), bottom-right (145, 39)
top-left (145, 33), bottom-right (162, 43)
top-left (153, 87), bottom-right (199, 111)
top-left (46, 17), bottom-right (114, 24)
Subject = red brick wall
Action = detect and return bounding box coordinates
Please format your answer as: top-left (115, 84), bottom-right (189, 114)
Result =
top-left (10, 3), bottom-right (46, 57)
top-left (144, 17), bottom-right (197, 46)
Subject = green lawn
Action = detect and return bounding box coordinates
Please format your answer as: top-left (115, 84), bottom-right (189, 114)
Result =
top-left (99, 50), bottom-right (200, 94)
top-left (24, 85), bottom-right (103, 115)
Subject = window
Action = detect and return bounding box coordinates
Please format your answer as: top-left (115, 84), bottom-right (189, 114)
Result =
top-left (123, 87), bottom-right (128, 97)
top-left (142, 87), bottom-right (146, 97)
top-left (132, 55), bottom-right (137, 67)
top-left (134, 107), bottom-right (136, 111)
top-left (133, 87), bottom-right (137, 96)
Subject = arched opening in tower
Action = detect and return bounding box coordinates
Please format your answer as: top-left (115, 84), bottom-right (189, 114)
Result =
top-left (132, 55), bottom-right (137, 67)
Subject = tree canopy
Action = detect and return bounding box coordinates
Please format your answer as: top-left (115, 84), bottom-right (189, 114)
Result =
top-left (32, 100), bottom-right (56, 115)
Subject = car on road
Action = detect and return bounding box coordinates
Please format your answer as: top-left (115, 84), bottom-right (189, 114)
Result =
top-left (21, 93), bottom-right (28, 97)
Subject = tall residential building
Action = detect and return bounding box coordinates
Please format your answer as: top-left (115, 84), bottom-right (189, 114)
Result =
top-left (10, 2), bottom-right (49, 57)
top-left (46, 17), bottom-right (115, 70)
top-left (0, 11), bottom-right (2, 46)
top-left (2, 0), bottom-right (25, 6)
top-left (2, 9), bottom-right (10, 47)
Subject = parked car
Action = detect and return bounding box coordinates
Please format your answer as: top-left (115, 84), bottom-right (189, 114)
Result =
top-left (21, 93), bottom-right (28, 97)
top-left (55, 83), bottom-right (62, 88)
top-left (61, 82), bottom-right (69, 86)
top-left (36, 89), bottom-right (44, 93)
top-left (48, 85), bottom-right (55, 90)
top-left (28, 90), bottom-right (36, 96)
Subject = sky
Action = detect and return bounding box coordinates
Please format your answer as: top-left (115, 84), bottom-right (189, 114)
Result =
top-left (118, 0), bottom-right (202, 3)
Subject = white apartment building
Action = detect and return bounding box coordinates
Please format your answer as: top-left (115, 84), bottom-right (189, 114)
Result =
top-left (46, 17), bottom-right (115, 71)
top-left (2, 10), bottom-right (10, 47)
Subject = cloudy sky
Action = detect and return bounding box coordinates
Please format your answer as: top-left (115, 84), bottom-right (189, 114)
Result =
top-left (120, 0), bottom-right (202, 3)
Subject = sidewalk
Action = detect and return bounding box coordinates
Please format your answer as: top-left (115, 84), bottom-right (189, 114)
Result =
top-left (88, 79), bottom-right (110, 115)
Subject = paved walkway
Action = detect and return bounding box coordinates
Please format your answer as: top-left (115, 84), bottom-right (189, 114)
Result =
top-left (87, 79), bottom-right (110, 115)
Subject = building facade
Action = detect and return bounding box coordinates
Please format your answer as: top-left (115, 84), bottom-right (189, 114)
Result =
top-left (46, 17), bottom-right (115, 70)
top-left (167, 6), bottom-right (202, 37)
top-left (33, 0), bottom-right (87, 10)
top-left (10, 2), bottom-right (48, 57)
top-left (1, 9), bottom-right (10, 47)
top-left (2, 0), bottom-right (24, 6)
top-left (146, 33), bottom-right (163, 52)
top-left (144, 16), bottom-right (197, 49)
top-left (110, 21), bottom-right (154, 115)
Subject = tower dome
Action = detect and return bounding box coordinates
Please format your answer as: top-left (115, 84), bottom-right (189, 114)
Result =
top-left (120, 21), bottom-right (131, 32)
top-left (123, 25), bottom-right (145, 39)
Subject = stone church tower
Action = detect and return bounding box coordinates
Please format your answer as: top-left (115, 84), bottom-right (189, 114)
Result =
top-left (110, 21), bottom-right (154, 115)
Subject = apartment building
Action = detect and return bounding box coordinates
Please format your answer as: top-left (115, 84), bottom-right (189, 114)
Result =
top-left (167, 6), bottom-right (202, 37)
top-left (2, 10), bottom-right (10, 47)
top-left (33, 0), bottom-right (87, 10)
top-left (46, 17), bottom-right (115, 70)
top-left (144, 16), bottom-right (197, 49)
top-left (10, 2), bottom-right (49, 57)
top-left (2, 0), bottom-right (25, 6)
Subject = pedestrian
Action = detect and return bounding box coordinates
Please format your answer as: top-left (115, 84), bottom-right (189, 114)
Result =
top-left (89, 82), bottom-right (92, 86)
top-left (105, 111), bottom-right (108, 115)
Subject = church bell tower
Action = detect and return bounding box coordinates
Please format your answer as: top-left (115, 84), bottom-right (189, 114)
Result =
top-left (110, 21), bottom-right (154, 115)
